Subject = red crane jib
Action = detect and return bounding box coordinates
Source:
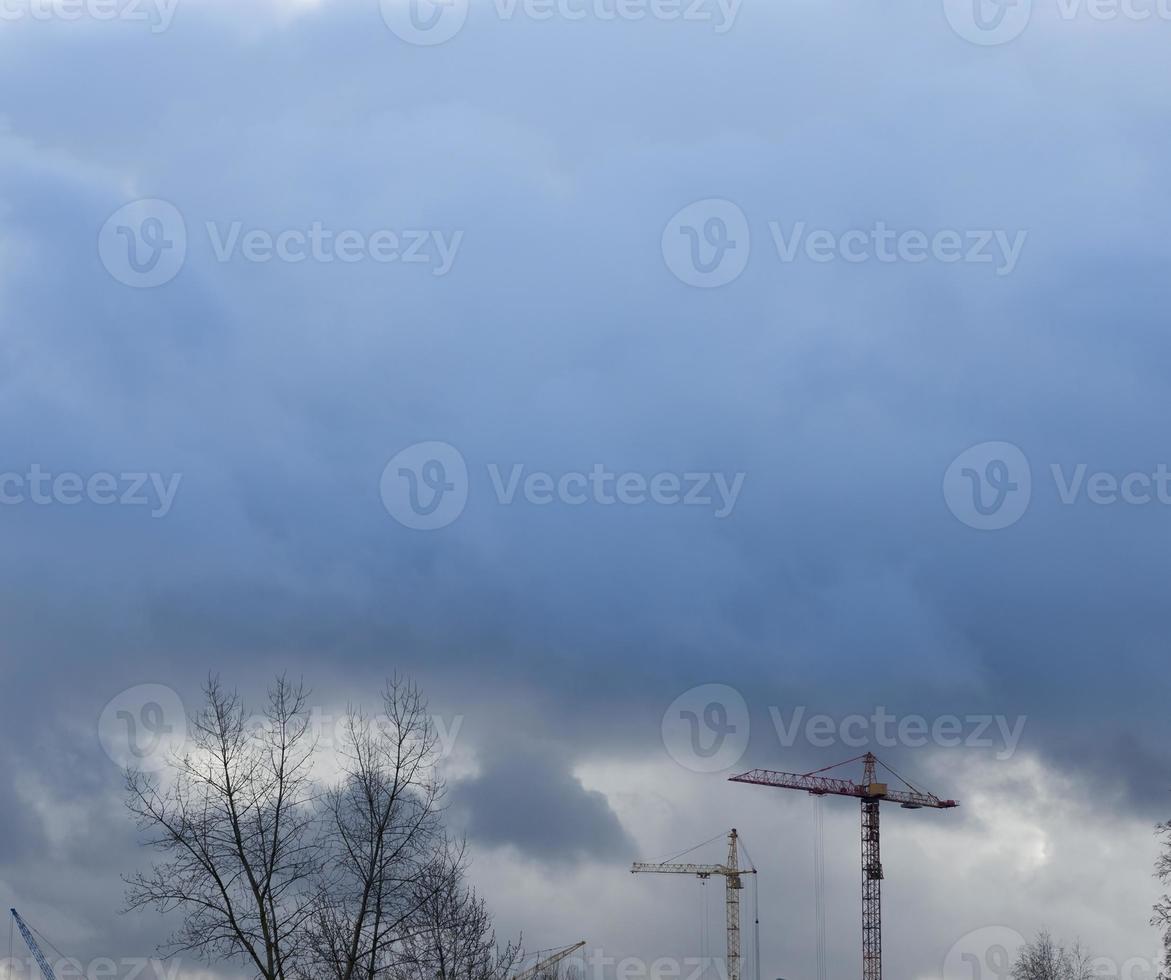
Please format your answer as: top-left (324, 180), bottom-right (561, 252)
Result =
top-left (728, 769), bottom-right (959, 809)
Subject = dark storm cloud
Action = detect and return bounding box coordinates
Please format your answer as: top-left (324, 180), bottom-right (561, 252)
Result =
top-left (1, 9), bottom-right (1168, 799)
top-left (451, 741), bottom-right (636, 863)
top-left (1, 0), bottom-right (1169, 800)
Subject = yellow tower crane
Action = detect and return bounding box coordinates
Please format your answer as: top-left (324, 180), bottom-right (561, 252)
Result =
top-left (631, 829), bottom-right (755, 980)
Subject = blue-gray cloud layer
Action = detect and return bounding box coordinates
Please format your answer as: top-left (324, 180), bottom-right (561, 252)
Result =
top-left (1, 0), bottom-right (1170, 973)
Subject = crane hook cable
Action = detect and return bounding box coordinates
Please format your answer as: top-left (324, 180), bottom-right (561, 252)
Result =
top-left (652, 830), bottom-right (732, 867)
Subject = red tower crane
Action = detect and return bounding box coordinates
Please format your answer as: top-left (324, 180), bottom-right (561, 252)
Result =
top-left (729, 752), bottom-right (958, 980)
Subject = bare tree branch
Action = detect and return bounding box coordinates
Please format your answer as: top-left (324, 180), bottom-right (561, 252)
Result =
top-left (1011, 931), bottom-right (1094, 980)
top-left (125, 675), bottom-right (321, 980)
top-left (125, 674), bottom-right (515, 980)
top-left (1153, 821), bottom-right (1171, 980)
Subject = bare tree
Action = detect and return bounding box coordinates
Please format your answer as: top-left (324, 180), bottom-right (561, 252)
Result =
top-left (391, 848), bottom-right (521, 980)
top-left (303, 677), bottom-right (456, 980)
top-left (125, 676), bottom-right (320, 980)
top-left (1011, 931), bottom-right (1093, 980)
top-left (1154, 821), bottom-right (1171, 980)
top-left (125, 674), bottom-right (516, 980)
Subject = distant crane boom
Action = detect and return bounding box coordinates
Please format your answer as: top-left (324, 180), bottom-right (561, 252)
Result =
top-left (10, 908), bottom-right (60, 980)
top-left (511, 941), bottom-right (586, 980)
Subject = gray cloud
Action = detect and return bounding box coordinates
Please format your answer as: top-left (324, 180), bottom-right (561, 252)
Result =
top-left (451, 741), bottom-right (636, 864)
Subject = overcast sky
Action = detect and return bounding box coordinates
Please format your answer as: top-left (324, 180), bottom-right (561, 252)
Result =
top-left (1, 1), bottom-right (1170, 979)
